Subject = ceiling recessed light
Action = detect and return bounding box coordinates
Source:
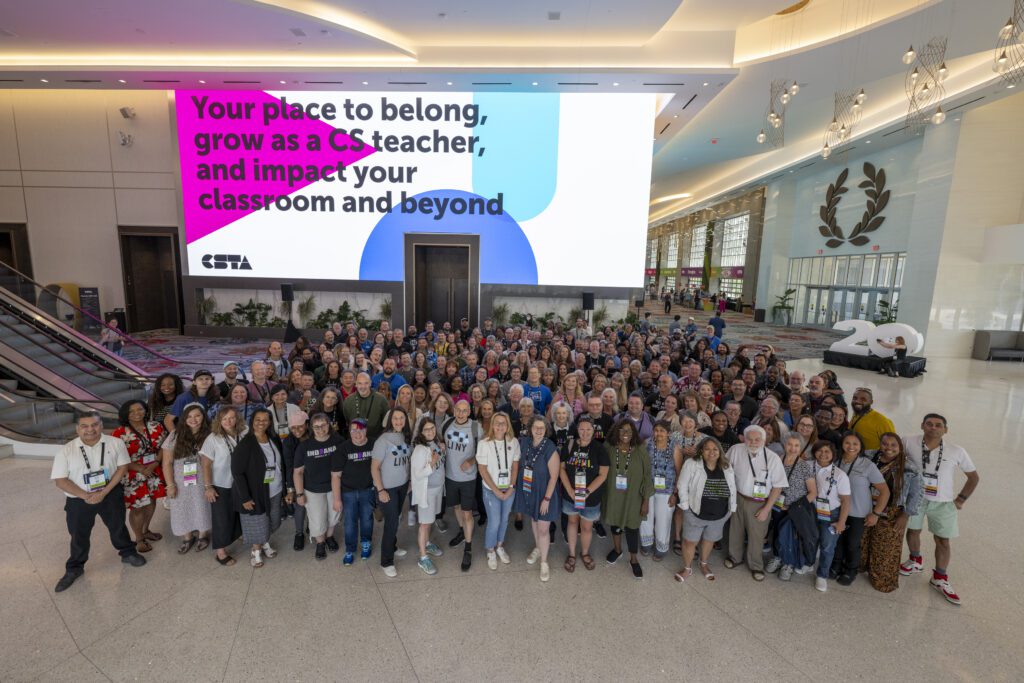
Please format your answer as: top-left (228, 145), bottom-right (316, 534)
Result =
top-left (673, 114), bottom-right (678, 118)
top-left (40, 78), bottom-right (48, 83)
top-left (1008, 83), bottom-right (1016, 89)
top-left (446, 81), bottom-right (453, 86)
top-left (279, 80), bottom-right (286, 84)
top-left (702, 82), bottom-right (709, 87)
top-left (198, 79), bottom-right (206, 84)
top-left (118, 79), bottom-right (126, 84)
top-left (362, 81), bottom-right (369, 85)
top-left (865, 140), bottom-right (871, 144)
top-left (532, 81), bottom-right (538, 86)
top-left (612, 82), bottom-right (619, 86)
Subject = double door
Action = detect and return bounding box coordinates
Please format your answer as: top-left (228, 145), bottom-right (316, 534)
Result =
top-left (801, 287), bottom-right (888, 326)
top-left (414, 245), bottom-right (469, 329)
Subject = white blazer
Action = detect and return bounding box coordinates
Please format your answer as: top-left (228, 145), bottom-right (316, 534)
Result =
top-left (677, 458), bottom-right (737, 516)
top-left (410, 444), bottom-right (435, 507)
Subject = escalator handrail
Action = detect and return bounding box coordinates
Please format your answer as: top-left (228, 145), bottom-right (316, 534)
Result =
top-left (0, 314), bottom-right (151, 389)
top-left (0, 258), bottom-right (185, 364)
top-left (0, 385), bottom-right (119, 411)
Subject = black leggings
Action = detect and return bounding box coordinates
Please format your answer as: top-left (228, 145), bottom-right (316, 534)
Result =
top-left (610, 526), bottom-right (639, 554)
top-left (831, 515), bottom-right (866, 575)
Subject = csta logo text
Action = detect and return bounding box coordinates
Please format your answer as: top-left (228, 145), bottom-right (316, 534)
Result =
top-left (201, 254), bottom-right (252, 270)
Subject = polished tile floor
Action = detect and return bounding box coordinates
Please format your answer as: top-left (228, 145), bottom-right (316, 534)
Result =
top-left (3, 358), bottom-right (1022, 682)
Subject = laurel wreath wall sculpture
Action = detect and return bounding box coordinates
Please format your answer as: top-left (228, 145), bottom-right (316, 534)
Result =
top-left (818, 162), bottom-right (890, 248)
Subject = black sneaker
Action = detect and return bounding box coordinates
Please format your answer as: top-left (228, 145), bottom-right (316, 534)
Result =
top-left (293, 533), bottom-right (305, 551)
top-left (837, 572), bottom-right (856, 586)
top-left (594, 522), bottom-right (608, 538)
top-left (514, 518), bottom-right (523, 531)
top-left (461, 548), bottom-right (472, 572)
top-left (315, 542), bottom-right (326, 561)
top-left (54, 570), bottom-right (82, 593)
top-left (448, 530), bottom-right (466, 548)
top-left (325, 536), bottom-right (339, 553)
top-left (631, 561), bottom-right (643, 579)
top-left (606, 549), bottom-right (622, 565)
top-left (828, 566), bottom-right (840, 580)
top-left (121, 553), bottom-right (147, 568)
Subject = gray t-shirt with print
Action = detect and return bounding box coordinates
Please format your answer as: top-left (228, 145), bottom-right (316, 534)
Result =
top-left (372, 431), bottom-right (410, 490)
top-left (443, 418), bottom-right (480, 483)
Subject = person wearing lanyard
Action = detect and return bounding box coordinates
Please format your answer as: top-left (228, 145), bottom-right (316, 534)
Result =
top-left (267, 385), bottom-right (300, 441)
top-left (639, 421), bottom-right (682, 560)
top-left (602, 419), bottom-right (653, 579)
top-left (408, 418), bottom-right (447, 575)
top-left (768, 434), bottom-right (818, 581)
top-left (231, 408), bottom-right (290, 568)
top-left (723, 425), bottom-right (788, 581)
top-left (558, 417), bottom-right (610, 573)
top-left (200, 406), bottom-right (246, 566)
top-left (161, 403), bottom-right (214, 555)
top-left (111, 399), bottom-right (167, 554)
top-left (51, 412), bottom-right (146, 593)
top-left (371, 408), bottom-right (413, 577)
top-left (476, 412), bottom-right (521, 570)
top-left (344, 372), bottom-right (391, 442)
top-left (245, 361), bottom-right (278, 405)
top-left (899, 414), bottom-right (979, 605)
top-left (293, 413), bottom-right (344, 561)
top-left (676, 437), bottom-right (736, 582)
top-left (862, 432), bottom-right (923, 593)
top-left (811, 440), bottom-right (851, 592)
top-left (514, 416), bottom-right (560, 582)
top-left (829, 432), bottom-right (889, 586)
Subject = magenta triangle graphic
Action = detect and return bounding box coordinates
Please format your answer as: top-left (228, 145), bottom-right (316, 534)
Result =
top-left (175, 90), bottom-right (377, 244)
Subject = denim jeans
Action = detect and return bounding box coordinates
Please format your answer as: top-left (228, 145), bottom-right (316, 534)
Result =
top-left (341, 487), bottom-right (375, 554)
top-left (816, 511), bottom-right (841, 579)
top-left (776, 515), bottom-right (805, 568)
top-left (481, 487), bottom-right (516, 549)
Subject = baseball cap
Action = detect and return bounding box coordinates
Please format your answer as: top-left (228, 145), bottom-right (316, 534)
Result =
top-left (193, 369), bottom-right (213, 380)
top-left (350, 418), bottom-right (368, 430)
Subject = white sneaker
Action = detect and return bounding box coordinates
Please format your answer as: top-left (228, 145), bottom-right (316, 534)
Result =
top-left (487, 550), bottom-right (498, 570)
top-left (394, 547), bottom-right (408, 558)
top-left (765, 556), bottom-right (781, 574)
top-left (407, 510), bottom-right (416, 526)
top-left (815, 577), bottom-right (828, 592)
top-left (261, 543), bottom-right (277, 558)
top-left (779, 565), bottom-right (794, 582)
top-left (540, 561), bottom-right (550, 582)
top-left (383, 565), bottom-right (398, 578)
top-left (795, 564), bottom-right (814, 575)
top-left (526, 548), bottom-right (541, 565)
top-left (496, 547), bottom-right (511, 564)
top-left (250, 549), bottom-right (263, 568)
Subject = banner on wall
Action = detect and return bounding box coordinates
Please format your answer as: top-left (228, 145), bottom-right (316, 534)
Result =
top-left (174, 90), bottom-right (658, 287)
top-left (679, 267), bottom-right (703, 277)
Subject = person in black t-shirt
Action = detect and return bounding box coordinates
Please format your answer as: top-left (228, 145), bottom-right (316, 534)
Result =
top-left (700, 411), bottom-right (741, 448)
top-left (571, 396), bottom-right (614, 444)
top-left (293, 414), bottom-right (343, 560)
top-left (330, 419), bottom-right (377, 564)
top-left (558, 417), bottom-right (610, 572)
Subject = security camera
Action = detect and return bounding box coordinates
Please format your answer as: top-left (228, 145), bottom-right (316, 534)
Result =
top-left (118, 131), bottom-right (134, 147)
top-left (119, 106), bottom-right (136, 119)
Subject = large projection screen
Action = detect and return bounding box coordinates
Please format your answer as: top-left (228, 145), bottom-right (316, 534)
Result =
top-left (175, 90), bottom-right (656, 287)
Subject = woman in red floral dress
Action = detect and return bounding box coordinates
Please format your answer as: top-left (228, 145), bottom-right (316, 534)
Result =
top-left (112, 399), bottom-right (168, 553)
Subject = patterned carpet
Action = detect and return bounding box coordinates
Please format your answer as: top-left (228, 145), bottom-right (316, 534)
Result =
top-left (122, 310), bottom-right (843, 377)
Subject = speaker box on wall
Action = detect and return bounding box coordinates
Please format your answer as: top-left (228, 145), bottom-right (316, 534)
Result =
top-left (634, 298), bottom-right (645, 309)
top-left (280, 283), bottom-right (295, 302)
top-left (582, 292), bottom-right (595, 311)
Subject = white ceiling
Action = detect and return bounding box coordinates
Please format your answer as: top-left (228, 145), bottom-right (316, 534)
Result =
top-left (0, 0), bottom-right (1014, 222)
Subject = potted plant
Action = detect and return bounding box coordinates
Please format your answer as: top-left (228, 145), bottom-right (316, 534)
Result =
top-left (771, 288), bottom-right (797, 327)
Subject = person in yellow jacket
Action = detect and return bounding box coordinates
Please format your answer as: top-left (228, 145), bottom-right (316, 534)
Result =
top-left (849, 388), bottom-right (895, 452)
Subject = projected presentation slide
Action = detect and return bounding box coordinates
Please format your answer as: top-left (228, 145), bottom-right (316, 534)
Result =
top-left (175, 90), bottom-right (656, 287)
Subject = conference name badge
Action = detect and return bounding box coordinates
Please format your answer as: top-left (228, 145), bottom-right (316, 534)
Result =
top-left (522, 467), bottom-right (534, 494)
top-left (574, 470), bottom-right (588, 509)
top-left (496, 471), bottom-right (510, 490)
top-left (815, 496), bottom-right (831, 522)
top-left (264, 466), bottom-right (277, 485)
top-left (615, 474), bottom-right (628, 491)
top-left (654, 475), bottom-right (667, 492)
top-left (773, 493), bottom-right (785, 511)
top-left (84, 469), bottom-right (108, 493)
top-left (183, 460), bottom-right (199, 486)
top-left (752, 480), bottom-right (768, 501)
top-left (141, 451), bottom-right (156, 465)
top-left (922, 472), bottom-right (938, 497)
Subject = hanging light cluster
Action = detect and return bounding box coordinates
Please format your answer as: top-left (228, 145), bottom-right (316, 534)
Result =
top-left (820, 89), bottom-right (865, 159)
top-left (756, 79), bottom-right (799, 147)
top-left (905, 37), bottom-right (949, 132)
top-left (993, 0), bottom-right (1024, 86)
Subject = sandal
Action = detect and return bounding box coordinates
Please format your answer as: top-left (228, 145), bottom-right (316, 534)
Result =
top-left (752, 570), bottom-right (766, 581)
top-left (135, 540), bottom-right (153, 553)
top-left (143, 531), bottom-right (163, 542)
top-left (178, 536), bottom-right (196, 554)
top-left (195, 537), bottom-right (210, 552)
top-left (672, 539), bottom-right (682, 556)
top-left (564, 555), bottom-right (577, 573)
top-left (674, 567), bottom-right (693, 583)
top-left (723, 557), bottom-right (737, 569)
top-left (581, 554), bottom-right (595, 571)
top-left (216, 554), bottom-right (236, 566)
top-left (700, 561), bottom-right (715, 581)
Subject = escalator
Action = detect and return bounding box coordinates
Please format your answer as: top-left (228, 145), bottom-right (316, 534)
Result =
top-left (0, 259), bottom-right (185, 443)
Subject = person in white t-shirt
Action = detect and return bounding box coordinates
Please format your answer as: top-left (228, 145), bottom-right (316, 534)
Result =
top-left (899, 414), bottom-right (980, 606)
top-left (810, 440), bottom-right (851, 592)
top-left (50, 412), bottom-right (147, 592)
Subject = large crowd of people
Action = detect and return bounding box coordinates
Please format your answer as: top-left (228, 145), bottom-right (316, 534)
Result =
top-left (50, 314), bottom-right (978, 606)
